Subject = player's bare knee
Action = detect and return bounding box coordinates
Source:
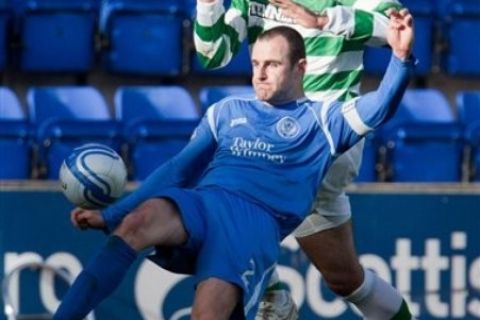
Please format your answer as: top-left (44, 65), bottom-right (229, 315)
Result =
top-left (115, 198), bottom-right (185, 249)
top-left (115, 199), bottom-right (160, 249)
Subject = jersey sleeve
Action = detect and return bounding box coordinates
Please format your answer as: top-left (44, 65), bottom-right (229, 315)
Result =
top-left (194, 0), bottom-right (249, 70)
top-left (320, 54), bottom-right (414, 154)
top-left (328, 0), bottom-right (403, 46)
top-left (101, 114), bottom-right (217, 232)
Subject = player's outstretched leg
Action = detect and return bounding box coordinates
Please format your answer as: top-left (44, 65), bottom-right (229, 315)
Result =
top-left (255, 270), bottom-right (298, 320)
top-left (53, 236), bottom-right (137, 319)
top-left (54, 198), bottom-right (188, 319)
top-left (192, 278), bottom-right (241, 319)
top-left (345, 268), bottom-right (416, 320)
top-left (297, 220), bottom-right (416, 320)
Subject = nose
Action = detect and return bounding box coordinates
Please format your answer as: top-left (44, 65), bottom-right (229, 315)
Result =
top-left (254, 65), bottom-right (267, 81)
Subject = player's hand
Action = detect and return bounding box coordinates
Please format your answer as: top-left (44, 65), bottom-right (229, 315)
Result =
top-left (387, 8), bottom-right (414, 60)
top-left (70, 207), bottom-right (106, 230)
top-left (269, 0), bottom-right (328, 29)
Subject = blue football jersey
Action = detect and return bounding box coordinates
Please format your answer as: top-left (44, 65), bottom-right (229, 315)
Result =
top-left (103, 55), bottom-right (414, 234)
top-left (194, 96), bottom-right (359, 231)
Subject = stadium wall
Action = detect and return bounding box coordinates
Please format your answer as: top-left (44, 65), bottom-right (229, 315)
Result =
top-left (0, 182), bottom-right (479, 319)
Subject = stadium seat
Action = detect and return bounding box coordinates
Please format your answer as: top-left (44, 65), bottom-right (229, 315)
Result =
top-left (385, 123), bottom-right (463, 182)
top-left (115, 85), bottom-right (199, 121)
top-left (16, 0), bottom-right (98, 72)
top-left (464, 121), bottom-right (480, 181)
top-left (381, 89), bottom-right (463, 182)
top-left (100, 0), bottom-right (188, 75)
top-left (355, 134), bottom-right (380, 182)
top-left (382, 89), bottom-right (455, 131)
top-left (199, 85), bottom-right (254, 114)
top-left (0, 1), bottom-right (11, 71)
top-left (457, 91), bottom-right (480, 181)
top-left (27, 86), bottom-right (120, 179)
top-left (184, 0), bottom-right (195, 17)
top-left (434, 0), bottom-right (452, 19)
top-left (457, 91), bottom-right (480, 127)
top-left (114, 86), bottom-right (200, 180)
top-left (0, 87), bottom-right (31, 179)
top-left (442, 0), bottom-right (480, 75)
top-left (363, 0), bottom-right (434, 76)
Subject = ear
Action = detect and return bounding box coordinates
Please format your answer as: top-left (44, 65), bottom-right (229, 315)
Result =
top-left (297, 58), bottom-right (307, 74)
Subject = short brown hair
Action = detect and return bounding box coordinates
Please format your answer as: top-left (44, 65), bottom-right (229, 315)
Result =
top-left (256, 26), bottom-right (306, 65)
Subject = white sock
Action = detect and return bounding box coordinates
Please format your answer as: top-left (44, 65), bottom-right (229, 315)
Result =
top-left (345, 268), bottom-right (412, 320)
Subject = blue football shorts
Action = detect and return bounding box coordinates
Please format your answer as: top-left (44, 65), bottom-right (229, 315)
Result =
top-left (147, 186), bottom-right (280, 319)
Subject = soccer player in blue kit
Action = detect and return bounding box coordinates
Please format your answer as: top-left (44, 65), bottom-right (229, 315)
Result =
top-left (53, 9), bottom-right (414, 320)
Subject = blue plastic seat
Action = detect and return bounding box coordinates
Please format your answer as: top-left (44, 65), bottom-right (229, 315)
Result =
top-left (457, 91), bottom-right (480, 127)
top-left (115, 85), bottom-right (199, 121)
top-left (385, 123), bottom-right (463, 182)
top-left (382, 89), bottom-right (455, 132)
top-left (434, 0), bottom-right (452, 19)
top-left (381, 89), bottom-right (463, 182)
top-left (457, 91), bottom-right (480, 181)
top-left (0, 87), bottom-right (24, 119)
top-left (0, 87), bottom-right (31, 179)
top-left (443, 0), bottom-right (480, 75)
top-left (100, 0), bottom-right (187, 75)
top-left (0, 1), bottom-right (11, 71)
top-left (115, 86), bottom-right (200, 180)
top-left (354, 133), bottom-right (380, 182)
top-left (464, 121), bottom-right (480, 181)
top-left (199, 85), bottom-right (254, 114)
top-left (363, 0), bottom-right (434, 76)
top-left (16, 0), bottom-right (98, 72)
top-left (28, 86), bottom-right (120, 179)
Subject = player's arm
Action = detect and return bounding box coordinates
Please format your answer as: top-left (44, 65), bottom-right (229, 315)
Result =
top-left (346, 0), bottom-right (404, 46)
top-left (270, 0), bottom-right (403, 44)
top-left (269, 0), bottom-right (358, 36)
top-left (100, 115), bottom-right (217, 232)
top-left (323, 9), bottom-right (414, 152)
top-left (194, 0), bottom-right (248, 69)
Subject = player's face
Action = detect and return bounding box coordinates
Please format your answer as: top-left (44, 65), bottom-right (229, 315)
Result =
top-left (251, 36), bottom-right (303, 104)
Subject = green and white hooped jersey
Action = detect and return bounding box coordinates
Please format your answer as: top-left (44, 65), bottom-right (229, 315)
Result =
top-left (194, 0), bottom-right (402, 102)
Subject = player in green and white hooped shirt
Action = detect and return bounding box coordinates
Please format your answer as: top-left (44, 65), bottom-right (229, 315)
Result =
top-left (195, 0), bottom-right (403, 101)
top-left (194, 1), bottom-right (416, 319)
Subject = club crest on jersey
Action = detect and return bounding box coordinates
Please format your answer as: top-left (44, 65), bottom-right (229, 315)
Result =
top-left (276, 116), bottom-right (300, 139)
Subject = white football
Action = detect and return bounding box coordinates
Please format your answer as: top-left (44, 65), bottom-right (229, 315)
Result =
top-left (59, 143), bottom-right (127, 209)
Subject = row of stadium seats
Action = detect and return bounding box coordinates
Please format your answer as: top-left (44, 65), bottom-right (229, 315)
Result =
top-left (0, 0), bottom-right (479, 76)
top-left (2, 85), bottom-right (480, 182)
top-left (365, 0), bottom-right (480, 76)
top-left (0, 0), bottom-right (193, 74)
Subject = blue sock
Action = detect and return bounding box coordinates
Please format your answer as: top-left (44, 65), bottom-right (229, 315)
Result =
top-left (53, 236), bottom-right (137, 320)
